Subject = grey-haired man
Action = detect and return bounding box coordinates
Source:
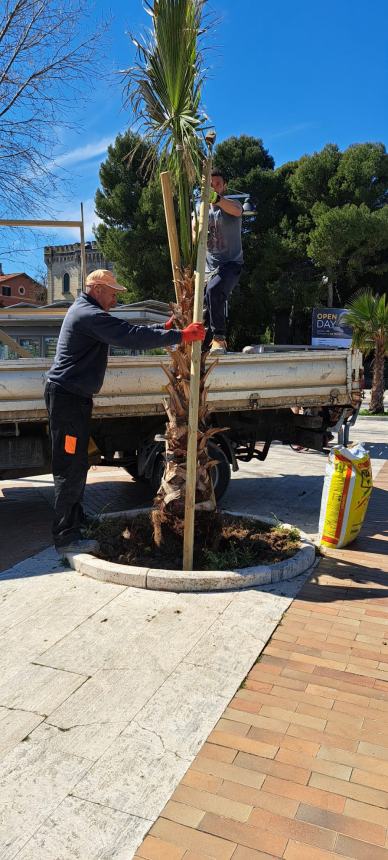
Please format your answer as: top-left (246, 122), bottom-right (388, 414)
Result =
top-left (45, 269), bottom-right (205, 554)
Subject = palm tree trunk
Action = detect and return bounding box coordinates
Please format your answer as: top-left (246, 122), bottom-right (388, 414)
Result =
top-left (370, 339), bottom-right (386, 413)
top-left (151, 269), bottom-right (219, 548)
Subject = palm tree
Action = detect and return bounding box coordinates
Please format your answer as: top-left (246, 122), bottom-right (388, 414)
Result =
top-left (123, 0), bottom-right (218, 548)
top-left (345, 291), bottom-right (388, 414)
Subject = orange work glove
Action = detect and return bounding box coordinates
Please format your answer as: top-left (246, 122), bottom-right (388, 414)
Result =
top-left (181, 322), bottom-right (206, 345)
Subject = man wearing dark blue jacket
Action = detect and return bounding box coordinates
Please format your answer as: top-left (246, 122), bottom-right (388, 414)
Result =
top-left (45, 269), bottom-right (204, 554)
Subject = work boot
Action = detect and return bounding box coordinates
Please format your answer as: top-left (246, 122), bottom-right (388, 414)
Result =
top-left (209, 338), bottom-right (227, 355)
top-left (56, 538), bottom-right (99, 556)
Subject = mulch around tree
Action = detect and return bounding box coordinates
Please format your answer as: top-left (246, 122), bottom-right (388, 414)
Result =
top-left (89, 511), bottom-right (301, 571)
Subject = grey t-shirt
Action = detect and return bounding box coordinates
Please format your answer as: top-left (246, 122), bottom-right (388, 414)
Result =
top-left (206, 201), bottom-right (243, 272)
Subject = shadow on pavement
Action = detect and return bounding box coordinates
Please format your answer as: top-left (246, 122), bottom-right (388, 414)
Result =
top-left (0, 475), bottom-right (154, 573)
top-left (298, 481), bottom-right (388, 602)
top-left (363, 442), bottom-right (388, 459)
top-left (222, 473), bottom-right (325, 532)
top-left (304, 562), bottom-right (388, 604)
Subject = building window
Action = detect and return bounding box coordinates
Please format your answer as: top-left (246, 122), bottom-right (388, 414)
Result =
top-left (19, 337), bottom-right (41, 357)
top-left (63, 273), bottom-right (70, 293)
top-left (18, 286), bottom-right (26, 296)
top-left (43, 336), bottom-right (58, 358)
top-left (2, 286), bottom-right (11, 296)
top-left (0, 343), bottom-right (18, 360)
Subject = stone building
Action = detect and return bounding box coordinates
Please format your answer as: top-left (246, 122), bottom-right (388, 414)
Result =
top-left (44, 241), bottom-right (114, 303)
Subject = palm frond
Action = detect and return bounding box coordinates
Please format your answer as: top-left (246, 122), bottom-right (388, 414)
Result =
top-left (345, 290), bottom-right (388, 354)
top-left (124, 1), bottom-right (208, 167)
top-left (123, 0), bottom-right (211, 265)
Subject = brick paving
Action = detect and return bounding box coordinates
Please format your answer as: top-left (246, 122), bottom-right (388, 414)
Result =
top-left (134, 461), bottom-right (388, 860)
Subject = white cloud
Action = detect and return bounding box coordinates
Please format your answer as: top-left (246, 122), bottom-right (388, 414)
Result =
top-left (266, 122), bottom-right (318, 141)
top-left (53, 137), bottom-right (113, 169)
top-left (55, 198), bottom-right (101, 241)
top-left (82, 198), bottom-right (102, 239)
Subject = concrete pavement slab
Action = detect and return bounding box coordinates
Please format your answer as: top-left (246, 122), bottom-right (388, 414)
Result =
top-left (0, 663), bottom-right (88, 717)
top-left (35, 588), bottom-right (225, 676)
top-left (125, 662), bottom-right (239, 756)
top-left (0, 707), bottom-right (43, 761)
top-left (180, 617), bottom-right (268, 690)
top-left (0, 551), bottom-right (306, 858)
top-left (0, 559), bottom-right (72, 635)
top-left (47, 664), bottom-right (177, 730)
top-left (12, 797), bottom-right (152, 860)
top-left (73, 721), bottom-right (192, 820)
top-left (214, 588), bottom-right (294, 642)
top-left (27, 718), bottom-right (129, 763)
top-left (0, 740), bottom-right (90, 860)
top-left (0, 575), bottom-right (126, 686)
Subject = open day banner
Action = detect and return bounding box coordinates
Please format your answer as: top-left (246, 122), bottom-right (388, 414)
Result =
top-left (312, 308), bottom-right (352, 348)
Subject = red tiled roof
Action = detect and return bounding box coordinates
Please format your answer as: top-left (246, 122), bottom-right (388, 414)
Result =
top-left (0, 273), bottom-right (43, 286)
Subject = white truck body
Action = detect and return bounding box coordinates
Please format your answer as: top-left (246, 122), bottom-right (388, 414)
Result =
top-left (1, 349), bottom-right (362, 421)
top-left (0, 348), bottom-right (363, 493)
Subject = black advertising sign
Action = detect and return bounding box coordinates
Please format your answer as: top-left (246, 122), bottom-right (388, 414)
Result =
top-left (312, 308), bottom-right (352, 348)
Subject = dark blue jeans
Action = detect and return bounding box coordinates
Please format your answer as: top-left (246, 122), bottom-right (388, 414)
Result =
top-left (204, 261), bottom-right (242, 346)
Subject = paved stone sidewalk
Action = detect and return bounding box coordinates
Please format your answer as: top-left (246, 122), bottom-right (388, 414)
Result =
top-left (0, 540), bottom-right (307, 859)
top-left (0, 416), bottom-right (386, 858)
top-left (134, 461), bottom-right (388, 859)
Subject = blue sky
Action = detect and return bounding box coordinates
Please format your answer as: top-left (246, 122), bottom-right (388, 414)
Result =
top-left (2, 0), bottom-right (388, 279)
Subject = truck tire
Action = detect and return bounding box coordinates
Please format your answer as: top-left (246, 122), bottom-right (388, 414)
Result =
top-left (150, 440), bottom-right (231, 501)
top-left (124, 464), bottom-right (145, 480)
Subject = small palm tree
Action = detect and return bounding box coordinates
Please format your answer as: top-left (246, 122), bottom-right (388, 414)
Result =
top-left (345, 291), bottom-right (388, 414)
top-left (125, 0), bottom-right (207, 268)
top-left (123, 0), bottom-right (218, 547)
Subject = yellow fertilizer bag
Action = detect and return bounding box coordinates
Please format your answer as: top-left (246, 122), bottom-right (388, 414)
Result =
top-left (319, 443), bottom-right (373, 549)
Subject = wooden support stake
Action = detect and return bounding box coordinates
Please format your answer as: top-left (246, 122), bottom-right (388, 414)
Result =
top-left (0, 219), bottom-right (82, 228)
top-left (80, 202), bottom-right (87, 292)
top-left (160, 171), bottom-right (182, 303)
top-left (0, 328), bottom-right (32, 358)
top-left (183, 148), bottom-right (213, 571)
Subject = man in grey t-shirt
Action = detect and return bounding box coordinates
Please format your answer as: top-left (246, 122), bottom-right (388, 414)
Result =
top-left (203, 168), bottom-right (243, 354)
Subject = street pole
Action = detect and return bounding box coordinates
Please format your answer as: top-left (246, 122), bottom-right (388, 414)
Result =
top-left (183, 132), bottom-right (215, 571)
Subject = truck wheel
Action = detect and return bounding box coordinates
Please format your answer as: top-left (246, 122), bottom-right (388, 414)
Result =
top-left (124, 464), bottom-right (141, 480)
top-left (150, 441), bottom-right (231, 501)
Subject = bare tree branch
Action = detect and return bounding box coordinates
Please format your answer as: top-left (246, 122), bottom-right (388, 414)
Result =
top-left (0, 0), bottom-right (109, 216)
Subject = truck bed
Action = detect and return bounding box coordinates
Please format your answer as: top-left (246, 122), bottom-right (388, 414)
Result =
top-left (0, 348), bottom-right (363, 422)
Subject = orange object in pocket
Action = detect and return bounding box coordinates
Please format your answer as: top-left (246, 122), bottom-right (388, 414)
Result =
top-left (64, 434), bottom-right (77, 454)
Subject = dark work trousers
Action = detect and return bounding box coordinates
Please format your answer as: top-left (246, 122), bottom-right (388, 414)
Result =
top-left (203, 261), bottom-right (242, 348)
top-left (44, 381), bottom-right (93, 548)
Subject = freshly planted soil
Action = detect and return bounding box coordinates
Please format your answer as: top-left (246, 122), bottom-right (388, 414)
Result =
top-left (90, 512), bottom-right (301, 571)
